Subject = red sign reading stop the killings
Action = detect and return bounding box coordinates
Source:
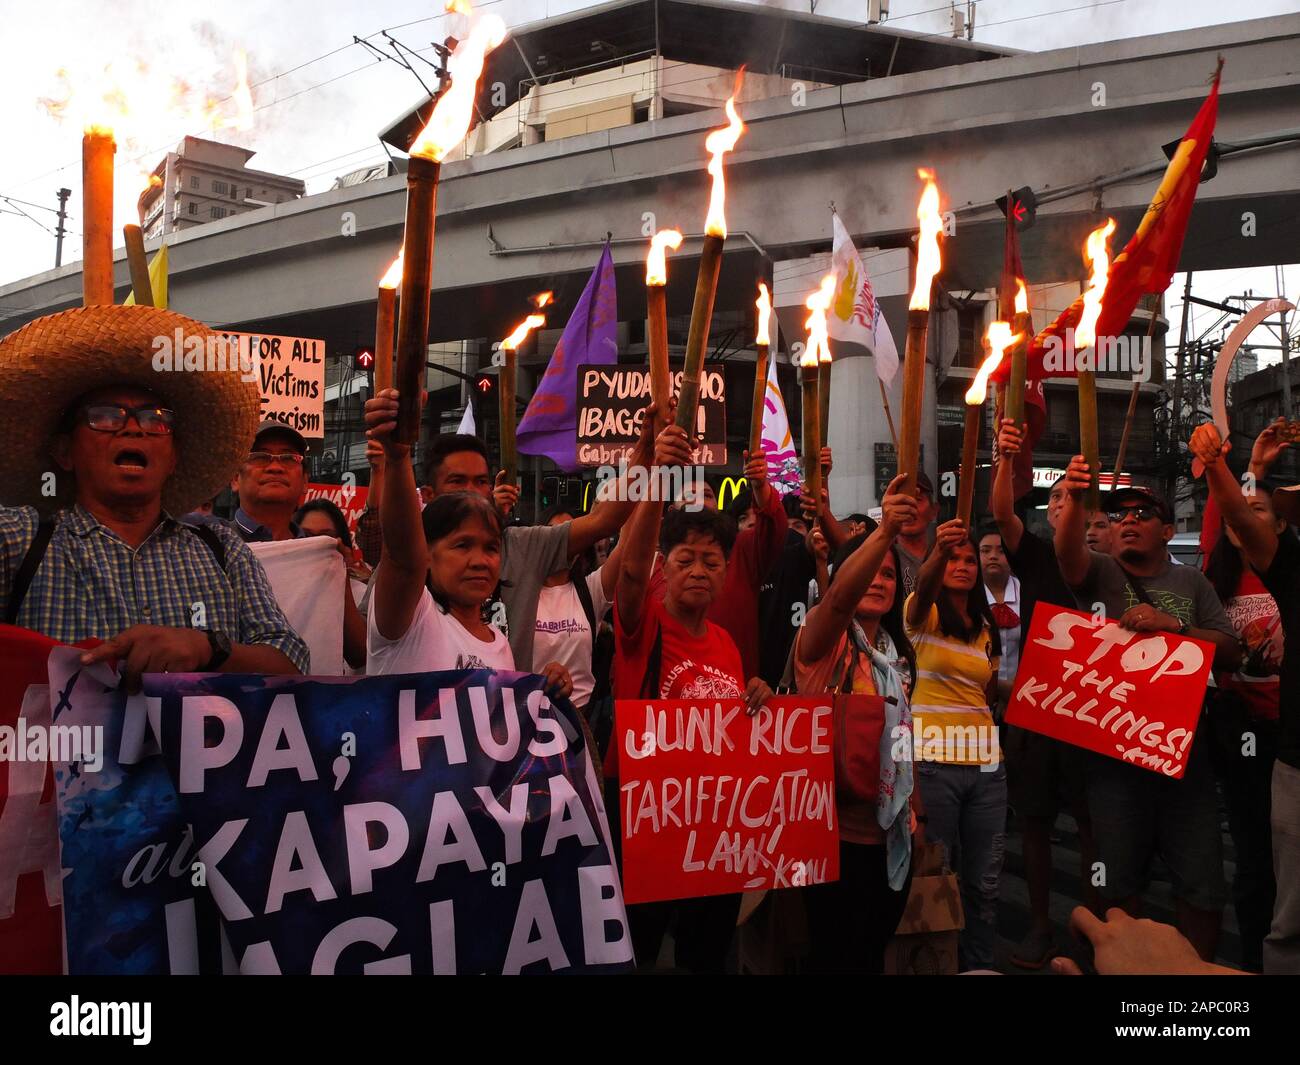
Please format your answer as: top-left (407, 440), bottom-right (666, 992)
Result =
top-left (1006, 604), bottom-right (1215, 779)
top-left (615, 698), bottom-right (839, 905)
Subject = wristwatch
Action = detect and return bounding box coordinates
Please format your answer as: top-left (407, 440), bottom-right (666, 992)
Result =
top-left (202, 629), bottom-right (233, 671)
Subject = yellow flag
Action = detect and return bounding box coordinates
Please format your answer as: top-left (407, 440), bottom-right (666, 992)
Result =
top-left (123, 243), bottom-right (168, 309)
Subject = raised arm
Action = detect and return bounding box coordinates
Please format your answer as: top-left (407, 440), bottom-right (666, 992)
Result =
top-left (569, 399), bottom-right (661, 556)
top-left (992, 417), bottom-right (1026, 554)
top-left (364, 387), bottom-right (428, 641)
top-left (1190, 423), bottom-right (1279, 575)
top-left (802, 475), bottom-right (915, 664)
top-left (1054, 454), bottom-right (1093, 588)
top-left (906, 518), bottom-right (966, 630)
top-left (615, 420), bottom-right (693, 634)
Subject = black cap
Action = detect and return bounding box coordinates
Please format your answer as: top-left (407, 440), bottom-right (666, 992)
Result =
top-left (1107, 485), bottom-right (1172, 523)
top-left (252, 419), bottom-right (309, 455)
top-left (915, 471), bottom-right (934, 498)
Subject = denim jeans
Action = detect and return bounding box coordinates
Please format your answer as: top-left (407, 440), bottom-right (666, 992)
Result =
top-left (916, 761), bottom-right (1008, 971)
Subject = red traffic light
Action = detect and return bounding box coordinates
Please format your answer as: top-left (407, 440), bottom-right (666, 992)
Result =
top-left (355, 348), bottom-right (375, 369)
top-left (476, 375), bottom-right (493, 393)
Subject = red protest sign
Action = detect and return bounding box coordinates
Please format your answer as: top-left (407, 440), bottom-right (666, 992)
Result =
top-left (1005, 604), bottom-right (1213, 778)
top-left (303, 483), bottom-right (369, 539)
top-left (614, 697), bottom-right (839, 905)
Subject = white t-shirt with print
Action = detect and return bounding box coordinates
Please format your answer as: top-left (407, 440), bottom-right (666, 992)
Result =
top-left (533, 569), bottom-right (609, 708)
top-left (367, 587), bottom-right (514, 675)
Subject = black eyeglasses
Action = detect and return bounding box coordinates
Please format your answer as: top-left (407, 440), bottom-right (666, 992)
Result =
top-left (80, 405), bottom-right (175, 435)
top-left (246, 450), bottom-right (306, 468)
top-left (1107, 505), bottom-right (1161, 524)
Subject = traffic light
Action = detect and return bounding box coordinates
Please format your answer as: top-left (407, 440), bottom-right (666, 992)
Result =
top-left (354, 346), bottom-right (375, 370)
top-left (996, 186), bottom-right (1037, 230)
top-left (474, 372), bottom-right (494, 396)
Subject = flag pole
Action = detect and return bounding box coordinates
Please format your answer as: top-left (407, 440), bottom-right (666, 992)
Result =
top-left (878, 378), bottom-right (899, 450)
top-left (1112, 307), bottom-right (1161, 486)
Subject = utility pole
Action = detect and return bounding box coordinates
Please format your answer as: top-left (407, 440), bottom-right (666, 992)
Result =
top-left (53, 187), bottom-right (71, 267)
top-left (1167, 272), bottom-right (1194, 501)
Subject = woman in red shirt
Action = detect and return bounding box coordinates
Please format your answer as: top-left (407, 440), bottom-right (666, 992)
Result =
top-left (608, 417), bottom-right (770, 972)
top-left (1200, 418), bottom-right (1291, 971)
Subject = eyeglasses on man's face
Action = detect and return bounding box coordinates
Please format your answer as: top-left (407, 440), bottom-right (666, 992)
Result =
top-left (246, 450), bottom-right (306, 468)
top-left (1107, 505), bottom-right (1161, 524)
top-left (79, 404), bottom-right (176, 435)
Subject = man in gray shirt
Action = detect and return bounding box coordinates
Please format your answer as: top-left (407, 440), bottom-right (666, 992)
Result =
top-left (1055, 457), bottom-right (1239, 963)
top-left (416, 432), bottom-right (648, 671)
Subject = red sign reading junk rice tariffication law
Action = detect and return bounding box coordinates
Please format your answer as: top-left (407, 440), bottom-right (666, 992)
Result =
top-left (614, 697), bottom-right (839, 905)
top-left (1005, 604), bottom-right (1215, 779)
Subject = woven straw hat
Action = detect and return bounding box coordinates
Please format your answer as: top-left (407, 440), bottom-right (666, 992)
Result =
top-left (0, 305), bottom-right (261, 516)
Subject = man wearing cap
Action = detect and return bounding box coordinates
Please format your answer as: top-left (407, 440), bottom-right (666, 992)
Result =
top-left (230, 420), bottom-right (311, 543)
top-left (1055, 452), bottom-right (1239, 962)
top-left (229, 420), bottom-right (365, 671)
top-left (993, 419), bottom-right (1099, 968)
top-left (895, 471), bottom-right (937, 597)
top-left (0, 306), bottom-right (308, 683)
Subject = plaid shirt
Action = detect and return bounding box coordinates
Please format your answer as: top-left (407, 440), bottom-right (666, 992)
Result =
top-left (0, 504), bottom-right (309, 672)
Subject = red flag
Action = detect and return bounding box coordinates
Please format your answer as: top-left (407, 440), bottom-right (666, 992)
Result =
top-left (995, 67), bottom-right (1220, 383)
top-left (996, 208), bottom-right (1046, 499)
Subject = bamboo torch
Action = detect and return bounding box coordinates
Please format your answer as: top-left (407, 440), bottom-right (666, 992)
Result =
top-left (675, 90), bottom-right (745, 435)
top-left (375, 251), bottom-right (403, 395)
top-left (122, 224), bottom-right (154, 309)
top-left (1074, 218), bottom-right (1118, 511)
top-left (958, 321), bottom-right (1021, 527)
top-left (899, 168), bottom-right (945, 497)
top-left (749, 282), bottom-right (772, 455)
top-left (646, 228), bottom-right (682, 424)
top-left (392, 10), bottom-right (507, 443)
top-left (82, 126), bottom-right (115, 306)
top-left (1005, 280), bottom-right (1032, 428)
top-left (802, 276), bottom-right (834, 513)
top-left (497, 301), bottom-right (549, 488)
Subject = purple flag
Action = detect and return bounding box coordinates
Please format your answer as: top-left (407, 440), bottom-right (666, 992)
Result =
top-left (517, 243), bottom-right (618, 471)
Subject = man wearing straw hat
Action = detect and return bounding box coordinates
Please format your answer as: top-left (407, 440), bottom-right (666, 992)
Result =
top-left (0, 305), bottom-right (308, 683)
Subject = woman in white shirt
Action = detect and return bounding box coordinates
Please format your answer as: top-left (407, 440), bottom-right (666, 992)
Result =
top-left (363, 387), bottom-right (572, 695)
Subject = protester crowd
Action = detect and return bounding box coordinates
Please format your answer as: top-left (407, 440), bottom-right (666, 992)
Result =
top-left (1, 305), bottom-right (1295, 976)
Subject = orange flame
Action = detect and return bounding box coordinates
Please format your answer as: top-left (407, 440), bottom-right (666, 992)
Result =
top-left (501, 314), bottom-right (546, 352)
top-left (1014, 279), bottom-right (1028, 316)
top-left (410, 8), bottom-right (508, 161)
top-left (645, 228), bottom-right (683, 286)
top-left (532, 291), bottom-right (554, 309)
top-left (909, 168), bottom-right (944, 311)
top-left (967, 321), bottom-right (1022, 405)
top-left (379, 250), bottom-right (404, 289)
top-left (703, 85), bottom-right (745, 238)
top-left (446, 0), bottom-right (472, 13)
top-left (802, 275), bottom-right (835, 369)
top-left (1074, 218), bottom-right (1117, 350)
top-left (756, 282), bottom-right (772, 346)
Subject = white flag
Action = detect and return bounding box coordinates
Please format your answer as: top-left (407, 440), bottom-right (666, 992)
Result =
top-left (457, 401), bottom-right (476, 436)
top-left (830, 213), bottom-right (900, 385)
top-left (759, 345), bottom-right (802, 496)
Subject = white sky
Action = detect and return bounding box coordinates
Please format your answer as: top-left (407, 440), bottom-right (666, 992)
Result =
top-left (3, 0), bottom-right (1297, 345)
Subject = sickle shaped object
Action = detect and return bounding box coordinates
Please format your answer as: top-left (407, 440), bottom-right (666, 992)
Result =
top-left (1191, 296), bottom-right (1296, 477)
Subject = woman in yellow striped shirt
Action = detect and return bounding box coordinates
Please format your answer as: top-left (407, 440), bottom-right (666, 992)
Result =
top-left (904, 517), bottom-right (1003, 971)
